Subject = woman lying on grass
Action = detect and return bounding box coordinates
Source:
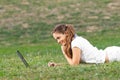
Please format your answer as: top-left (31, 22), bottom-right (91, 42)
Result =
top-left (48, 24), bottom-right (120, 67)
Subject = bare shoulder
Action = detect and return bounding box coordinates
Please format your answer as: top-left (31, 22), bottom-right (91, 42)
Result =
top-left (72, 47), bottom-right (82, 54)
top-left (72, 47), bottom-right (81, 51)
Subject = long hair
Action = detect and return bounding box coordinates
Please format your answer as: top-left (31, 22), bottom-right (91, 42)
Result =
top-left (52, 24), bottom-right (75, 58)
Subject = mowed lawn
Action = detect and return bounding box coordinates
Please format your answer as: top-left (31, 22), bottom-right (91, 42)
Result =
top-left (0, 0), bottom-right (120, 80)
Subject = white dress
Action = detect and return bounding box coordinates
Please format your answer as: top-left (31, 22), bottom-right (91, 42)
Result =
top-left (104, 46), bottom-right (120, 62)
top-left (71, 34), bottom-right (120, 63)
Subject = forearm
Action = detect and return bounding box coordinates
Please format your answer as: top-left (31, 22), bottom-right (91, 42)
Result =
top-left (63, 53), bottom-right (73, 65)
top-left (64, 53), bottom-right (80, 65)
top-left (61, 46), bottom-right (73, 65)
top-left (61, 46), bottom-right (80, 65)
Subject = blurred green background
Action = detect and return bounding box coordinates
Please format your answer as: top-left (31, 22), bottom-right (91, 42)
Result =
top-left (0, 0), bottom-right (120, 47)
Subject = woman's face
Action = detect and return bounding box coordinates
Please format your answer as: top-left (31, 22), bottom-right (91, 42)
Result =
top-left (53, 32), bottom-right (67, 46)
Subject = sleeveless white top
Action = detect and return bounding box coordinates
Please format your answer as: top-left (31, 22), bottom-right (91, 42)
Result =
top-left (71, 34), bottom-right (106, 63)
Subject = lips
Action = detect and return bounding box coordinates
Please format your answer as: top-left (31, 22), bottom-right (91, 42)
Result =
top-left (60, 40), bottom-right (66, 46)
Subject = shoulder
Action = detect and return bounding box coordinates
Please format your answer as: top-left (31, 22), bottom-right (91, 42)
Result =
top-left (72, 35), bottom-right (87, 44)
top-left (71, 35), bottom-right (88, 49)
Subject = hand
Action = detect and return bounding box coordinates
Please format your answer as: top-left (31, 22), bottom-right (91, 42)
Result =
top-left (48, 62), bottom-right (57, 67)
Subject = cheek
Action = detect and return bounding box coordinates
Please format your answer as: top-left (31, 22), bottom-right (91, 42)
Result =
top-left (63, 36), bottom-right (67, 42)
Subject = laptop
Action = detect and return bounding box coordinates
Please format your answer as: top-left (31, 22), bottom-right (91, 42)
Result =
top-left (16, 50), bottom-right (30, 68)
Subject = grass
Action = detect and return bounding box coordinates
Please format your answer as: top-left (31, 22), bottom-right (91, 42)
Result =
top-left (0, 0), bottom-right (120, 80)
top-left (1, 44), bottom-right (120, 80)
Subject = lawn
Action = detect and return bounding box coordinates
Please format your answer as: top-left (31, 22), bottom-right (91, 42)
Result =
top-left (0, 0), bottom-right (120, 80)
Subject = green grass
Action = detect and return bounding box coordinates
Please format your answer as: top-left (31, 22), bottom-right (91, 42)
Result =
top-left (0, 0), bottom-right (120, 80)
top-left (1, 45), bottom-right (120, 80)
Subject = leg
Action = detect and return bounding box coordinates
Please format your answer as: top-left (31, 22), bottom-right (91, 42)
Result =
top-left (104, 46), bottom-right (120, 62)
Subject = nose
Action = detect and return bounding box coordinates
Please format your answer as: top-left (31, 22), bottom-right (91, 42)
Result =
top-left (57, 40), bottom-right (61, 44)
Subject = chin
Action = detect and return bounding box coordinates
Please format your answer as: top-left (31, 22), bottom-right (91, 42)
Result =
top-left (62, 43), bottom-right (66, 46)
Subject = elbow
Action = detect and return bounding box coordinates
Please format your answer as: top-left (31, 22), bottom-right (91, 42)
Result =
top-left (69, 62), bottom-right (80, 66)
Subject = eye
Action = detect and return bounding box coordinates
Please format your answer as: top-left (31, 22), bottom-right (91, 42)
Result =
top-left (56, 37), bottom-right (60, 40)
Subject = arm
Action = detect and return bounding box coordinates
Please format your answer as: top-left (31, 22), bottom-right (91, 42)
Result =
top-left (48, 46), bottom-right (81, 67)
top-left (61, 46), bottom-right (82, 66)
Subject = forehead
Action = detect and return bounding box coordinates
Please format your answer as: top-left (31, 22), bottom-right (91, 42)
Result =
top-left (53, 32), bottom-right (64, 38)
top-left (53, 32), bottom-right (63, 36)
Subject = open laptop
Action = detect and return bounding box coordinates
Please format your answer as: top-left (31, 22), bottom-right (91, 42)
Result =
top-left (16, 50), bottom-right (30, 68)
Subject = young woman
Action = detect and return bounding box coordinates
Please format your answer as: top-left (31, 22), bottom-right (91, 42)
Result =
top-left (48, 24), bottom-right (120, 67)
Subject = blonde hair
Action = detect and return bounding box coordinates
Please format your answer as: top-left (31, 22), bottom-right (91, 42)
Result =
top-left (52, 24), bottom-right (75, 58)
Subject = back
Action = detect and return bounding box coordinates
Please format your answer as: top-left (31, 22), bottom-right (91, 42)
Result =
top-left (71, 35), bottom-right (106, 63)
